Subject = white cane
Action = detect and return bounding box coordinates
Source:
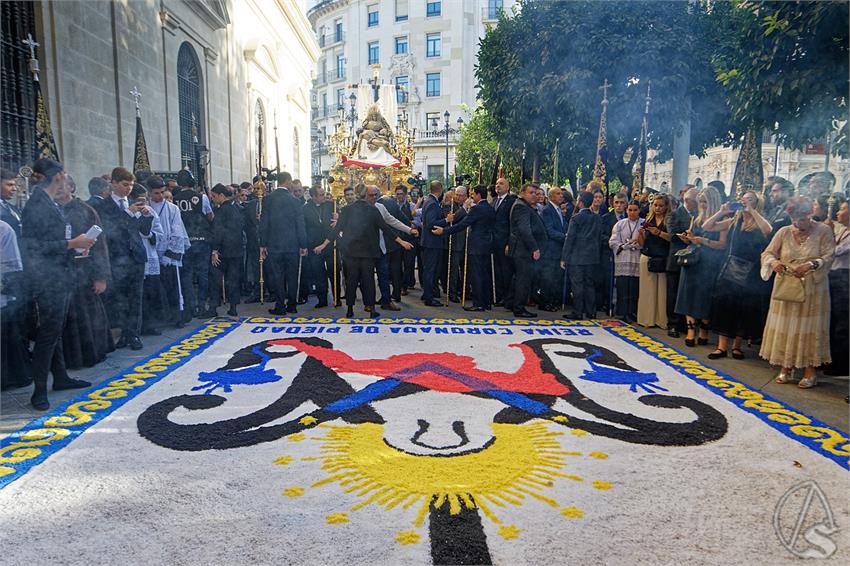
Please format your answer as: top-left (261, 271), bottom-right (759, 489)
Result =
top-left (175, 263), bottom-right (184, 311)
top-left (296, 255), bottom-right (303, 303)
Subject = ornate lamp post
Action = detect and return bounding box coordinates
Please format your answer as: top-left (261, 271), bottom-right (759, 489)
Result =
top-left (431, 110), bottom-right (463, 187)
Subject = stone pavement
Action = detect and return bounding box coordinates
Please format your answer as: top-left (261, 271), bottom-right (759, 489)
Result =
top-left (2, 296), bottom-right (847, 436)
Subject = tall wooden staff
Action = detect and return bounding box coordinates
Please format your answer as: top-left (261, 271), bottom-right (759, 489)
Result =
top-left (257, 120), bottom-right (266, 304)
top-left (332, 194), bottom-right (339, 306)
top-left (445, 199), bottom-right (455, 306)
top-left (489, 150), bottom-right (502, 305)
top-left (461, 226), bottom-right (470, 307)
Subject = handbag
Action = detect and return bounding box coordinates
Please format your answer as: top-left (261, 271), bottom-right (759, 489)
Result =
top-left (647, 256), bottom-right (666, 273)
top-left (675, 245), bottom-right (701, 266)
top-left (719, 255), bottom-right (752, 286)
top-left (772, 270), bottom-right (806, 303)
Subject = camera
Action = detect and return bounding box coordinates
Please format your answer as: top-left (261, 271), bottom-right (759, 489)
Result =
top-left (454, 173), bottom-right (473, 185)
top-left (407, 173), bottom-right (426, 189)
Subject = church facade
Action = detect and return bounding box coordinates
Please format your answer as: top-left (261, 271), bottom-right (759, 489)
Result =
top-left (1, 0), bottom-right (319, 193)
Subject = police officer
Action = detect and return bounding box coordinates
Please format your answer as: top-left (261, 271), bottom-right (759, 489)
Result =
top-left (172, 169), bottom-right (214, 320)
top-left (20, 160), bottom-right (95, 410)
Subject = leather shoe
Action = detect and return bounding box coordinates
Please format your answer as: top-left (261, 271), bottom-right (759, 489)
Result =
top-left (424, 299), bottom-right (443, 307)
top-left (314, 302), bottom-right (328, 309)
top-left (31, 390), bottom-right (49, 411)
top-left (667, 328), bottom-right (680, 338)
top-left (382, 302), bottom-right (401, 311)
top-left (370, 310), bottom-right (382, 319)
top-left (449, 296), bottom-right (461, 303)
top-left (514, 309), bottom-right (537, 318)
top-left (129, 335), bottom-right (143, 350)
top-left (346, 307), bottom-right (354, 317)
top-left (53, 377), bottom-right (92, 391)
top-left (141, 327), bottom-right (162, 336)
top-left (285, 305), bottom-right (298, 314)
top-left (115, 335), bottom-right (129, 349)
top-left (563, 312), bottom-right (584, 320)
top-left (268, 307), bottom-right (286, 315)
top-left (463, 306), bottom-right (485, 312)
top-left (227, 307), bottom-right (238, 316)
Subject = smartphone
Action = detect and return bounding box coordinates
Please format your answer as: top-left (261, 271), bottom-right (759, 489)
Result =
top-left (134, 197), bottom-right (147, 206)
top-left (729, 202), bottom-right (744, 211)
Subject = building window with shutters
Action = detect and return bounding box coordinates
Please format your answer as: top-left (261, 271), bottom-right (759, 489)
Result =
top-left (0, 1), bottom-right (38, 171)
top-left (395, 0), bottom-right (408, 21)
top-left (177, 42), bottom-right (205, 180)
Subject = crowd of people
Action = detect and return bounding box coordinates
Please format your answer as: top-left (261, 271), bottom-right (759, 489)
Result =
top-left (0, 159), bottom-right (847, 411)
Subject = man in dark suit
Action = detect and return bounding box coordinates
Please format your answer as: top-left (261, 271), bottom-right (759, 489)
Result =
top-left (260, 172), bottom-right (307, 314)
top-left (539, 186), bottom-right (568, 311)
top-left (665, 188), bottom-right (697, 337)
top-left (239, 180), bottom-right (261, 302)
top-left (209, 184), bottom-right (245, 317)
top-left (20, 160), bottom-right (95, 410)
top-left (316, 184), bottom-right (413, 318)
top-left (507, 183), bottom-right (547, 318)
top-left (419, 180), bottom-right (446, 306)
top-left (1, 168), bottom-right (22, 237)
top-left (443, 187), bottom-right (468, 303)
top-left (561, 191), bottom-right (602, 320)
top-left (491, 177), bottom-right (517, 306)
top-left (377, 190), bottom-right (415, 310)
top-left (86, 176), bottom-right (110, 208)
top-left (94, 167), bottom-right (154, 350)
top-left (432, 184), bottom-right (495, 311)
top-left (599, 192), bottom-right (628, 314)
top-left (395, 185), bottom-right (417, 293)
top-left (304, 185), bottom-right (335, 308)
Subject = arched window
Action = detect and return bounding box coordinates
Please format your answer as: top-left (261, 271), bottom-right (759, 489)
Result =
top-left (292, 127), bottom-right (300, 179)
top-left (177, 43), bottom-right (204, 180)
top-left (255, 100), bottom-right (265, 171)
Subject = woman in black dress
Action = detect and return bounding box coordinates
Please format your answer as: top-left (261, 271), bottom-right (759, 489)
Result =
top-left (55, 175), bottom-right (114, 368)
top-left (704, 190), bottom-right (773, 359)
top-left (674, 186), bottom-right (727, 346)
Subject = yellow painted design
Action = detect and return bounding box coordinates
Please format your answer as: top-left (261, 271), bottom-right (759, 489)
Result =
top-left (560, 506), bottom-right (584, 519)
top-left (571, 429), bottom-right (588, 437)
top-left (592, 480), bottom-right (612, 491)
top-left (498, 525), bottom-right (521, 540)
top-left (308, 423), bottom-right (581, 528)
top-left (551, 415), bottom-right (569, 423)
top-left (326, 513), bottom-right (349, 524)
top-left (299, 416), bottom-right (318, 427)
top-left (273, 456), bottom-right (293, 466)
top-left (395, 530), bottom-right (421, 545)
top-left (283, 487), bottom-right (305, 497)
top-left (287, 433), bottom-right (307, 442)
top-left (589, 451), bottom-right (608, 459)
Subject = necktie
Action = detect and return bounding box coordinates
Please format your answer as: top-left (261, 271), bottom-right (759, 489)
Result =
top-left (120, 198), bottom-right (127, 211)
top-left (496, 197), bottom-right (503, 211)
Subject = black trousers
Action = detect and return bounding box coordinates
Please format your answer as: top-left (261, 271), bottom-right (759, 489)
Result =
top-left (345, 256), bottom-right (377, 307)
top-left (402, 242), bottom-right (417, 288)
top-left (210, 255), bottom-right (243, 308)
top-left (828, 269), bottom-right (849, 373)
top-left (31, 282), bottom-right (71, 390)
top-left (449, 248), bottom-right (464, 300)
top-left (159, 264), bottom-right (182, 323)
top-left (387, 248), bottom-right (404, 303)
top-left (615, 275), bottom-right (639, 319)
top-left (569, 264), bottom-right (597, 317)
top-left (666, 269), bottom-right (683, 330)
top-left (540, 258), bottom-right (564, 308)
top-left (107, 262), bottom-right (144, 337)
top-left (142, 274), bottom-right (168, 330)
top-left (468, 254), bottom-right (490, 309)
top-left (597, 252), bottom-right (614, 312)
top-left (306, 251), bottom-right (332, 305)
top-left (493, 245), bottom-right (514, 304)
top-left (268, 251), bottom-right (299, 310)
top-left (421, 247), bottom-right (442, 302)
top-left (510, 256), bottom-right (535, 313)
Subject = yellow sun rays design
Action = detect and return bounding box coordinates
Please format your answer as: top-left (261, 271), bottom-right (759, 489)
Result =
top-left (276, 421), bottom-right (612, 543)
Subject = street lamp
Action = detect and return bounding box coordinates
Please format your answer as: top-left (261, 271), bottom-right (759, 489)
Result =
top-left (431, 111), bottom-right (463, 187)
top-left (338, 92), bottom-right (358, 135)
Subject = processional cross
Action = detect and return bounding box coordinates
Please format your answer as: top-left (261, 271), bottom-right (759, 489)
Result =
top-left (130, 86), bottom-right (142, 117)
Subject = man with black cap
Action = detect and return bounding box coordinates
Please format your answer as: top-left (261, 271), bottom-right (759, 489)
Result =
top-left (20, 159), bottom-right (95, 410)
top-left (172, 169), bottom-right (214, 319)
top-left (260, 171), bottom-right (307, 314)
top-left (93, 167), bottom-right (155, 350)
top-left (208, 183), bottom-right (245, 316)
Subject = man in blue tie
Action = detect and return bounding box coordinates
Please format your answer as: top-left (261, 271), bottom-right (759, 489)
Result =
top-left (539, 186), bottom-right (568, 311)
top-left (419, 180), bottom-right (445, 306)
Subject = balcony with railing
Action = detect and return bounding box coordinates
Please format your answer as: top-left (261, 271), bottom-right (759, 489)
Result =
top-left (317, 31), bottom-right (345, 48)
top-left (415, 129), bottom-right (461, 144)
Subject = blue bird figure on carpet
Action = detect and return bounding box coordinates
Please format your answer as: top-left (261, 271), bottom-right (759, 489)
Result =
top-left (193, 345), bottom-right (282, 394)
top-left (578, 350), bottom-right (667, 394)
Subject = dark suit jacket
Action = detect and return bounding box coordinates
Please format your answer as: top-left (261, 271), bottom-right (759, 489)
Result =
top-left (492, 193), bottom-right (518, 250)
top-left (561, 208), bottom-right (601, 266)
top-left (439, 200), bottom-right (494, 255)
top-left (508, 199), bottom-right (546, 260)
top-left (93, 195), bottom-right (152, 266)
top-left (242, 198), bottom-right (259, 250)
top-left (259, 188), bottom-right (306, 253)
top-left (666, 205), bottom-right (693, 272)
top-left (0, 200), bottom-right (22, 238)
top-left (540, 203), bottom-right (567, 260)
top-left (20, 188), bottom-right (74, 281)
top-left (419, 194), bottom-right (445, 250)
top-left (211, 199), bottom-right (245, 258)
top-left (304, 200), bottom-right (334, 250)
top-left (436, 206), bottom-right (468, 250)
top-left (378, 196), bottom-right (408, 253)
top-left (331, 200), bottom-right (396, 259)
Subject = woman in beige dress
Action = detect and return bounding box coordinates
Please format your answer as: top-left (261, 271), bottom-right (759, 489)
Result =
top-left (637, 194), bottom-right (672, 328)
top-left (760, 197), bottom-right (835, 388)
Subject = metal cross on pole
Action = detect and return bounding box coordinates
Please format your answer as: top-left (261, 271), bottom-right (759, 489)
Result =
top-left (130, 86), bottom-right (142, 117)
top-left (22, 33), bottom-right (40, 80)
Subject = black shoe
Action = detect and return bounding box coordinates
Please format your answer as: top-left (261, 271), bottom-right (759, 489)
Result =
top-left (297, 298), bottom-right (308, 305)
top-left (494, 300), bottom-right (504, 307)
top-left (129, 335), bottom-right (144, 350)
top-left (424, 299), bottom-right (443, 307)
top-left (268, 307), bottom-right (286, 315)
top-left (285, 305), bottom-right (298, 314)
top-left (53, 377), bottom-right (92, 391)
top-left (141, 327), bottom-right (162, 336)
top-left (31, 390), bottom-right (49, 411)
top-left (334, 302), bottom-right (342, 308)
top-left (563, 312), bottom-right (584, 320)
top-left (174, 319), bottom-right (186, 329)
top-left (449, 295), bottom-right (461, 303)
top-left (463, 306), bottom-right (486, 312)
top-left (731, 349), bottom-right (745, 360)
top-left (314, 302), bottom-right (328, 309)
top-left (370, 309), bottom-right (382, 319)
top-left (707, 349), bottom-right (727, 360)
top-left (115, 335), bottom-right (129, 349)
top-left (667, 328), bottom-right (680, 338)
top-left (227, 307), bottom-right (238, 316)
top-left (685, 338), bottom-right (696, 347)
top-left (514, 309), bottom-right (537, 318)
top-left (346, 307), bottom-right (354, 317)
